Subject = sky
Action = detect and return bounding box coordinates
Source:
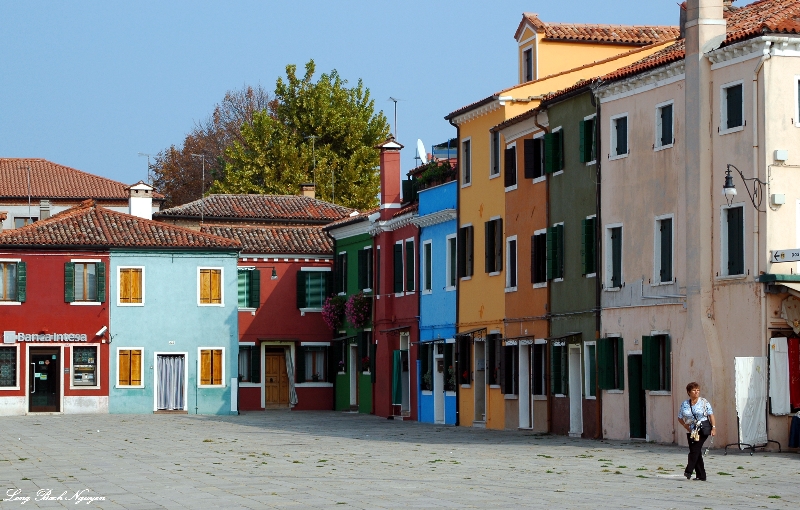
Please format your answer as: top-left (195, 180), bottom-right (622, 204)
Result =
top-left (0, 1), bottom-right (756, 185)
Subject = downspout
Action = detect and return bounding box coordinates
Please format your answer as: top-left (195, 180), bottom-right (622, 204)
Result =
top-left (753, 43), bottom-right (771, 364)
top-left (590, 87), bottom-right (603, 440)
top-left (449, 116), bottom-right (461, 427)
top-left (533, 109), bottom-right (552, 434)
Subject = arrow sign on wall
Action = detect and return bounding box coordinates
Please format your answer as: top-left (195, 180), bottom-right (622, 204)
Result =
top-left (771, 249), bottom-right (800, 263)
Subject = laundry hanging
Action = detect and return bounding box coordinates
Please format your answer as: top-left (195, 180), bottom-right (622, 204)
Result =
top-left (769, 337), bottom-right (791, 415)
top-left (789, 337), bottom-right (800, 410)
top-left (734, 357), bottom-right (768, 448)
top-left (284, 348), bottom-right (298, 406)
top-left (780, 296), bottom-right (800, 334)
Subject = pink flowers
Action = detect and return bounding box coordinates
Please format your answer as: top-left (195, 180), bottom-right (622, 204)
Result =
top-left (322, 296), bottom-right (346, 330)
top-left (345, 292), bottom-right (371, 329)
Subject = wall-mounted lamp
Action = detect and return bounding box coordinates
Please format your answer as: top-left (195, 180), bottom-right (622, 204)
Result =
top-left (264, 266), bottom-right (278, 280)
top-left (723, 164), bottom-right (766, 212)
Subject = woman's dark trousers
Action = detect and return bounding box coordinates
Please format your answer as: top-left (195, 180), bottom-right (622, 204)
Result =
top-left (685, 433), bottom-right (708, 480)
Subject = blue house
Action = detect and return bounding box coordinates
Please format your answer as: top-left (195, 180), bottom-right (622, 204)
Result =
top-left (411, 162), bottom-right (457, 424)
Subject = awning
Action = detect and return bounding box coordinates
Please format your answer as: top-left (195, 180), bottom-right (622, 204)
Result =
top-left (545, 332), bottom-right (582, 341)
top-left (379, 325), bottom-right (411, 335)
top-left (782, 282), bottom-right (800, 300)
top-left (331, 334), bottom-right (356, 342)
top-left (501, 334), bottom-right (536, 346)
top-left (455, 327), bottom-right (487, 341)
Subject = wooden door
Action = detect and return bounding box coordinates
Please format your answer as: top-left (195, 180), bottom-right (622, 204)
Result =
top-left (265, 352), bottom-right (289, 406)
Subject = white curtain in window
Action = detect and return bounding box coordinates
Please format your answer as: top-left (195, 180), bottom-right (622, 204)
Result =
top-left (157, 355), bottom-right (185, 410)
top-left (284, 348), bottom-right (298, 406)
top-left (238, 350), bottom-right (249, 382)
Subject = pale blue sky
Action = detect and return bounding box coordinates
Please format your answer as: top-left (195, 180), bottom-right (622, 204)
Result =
top-left (0, 1), bottom-right (752, 185)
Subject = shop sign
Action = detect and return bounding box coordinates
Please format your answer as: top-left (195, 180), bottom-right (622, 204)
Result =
top-left (3, 331), bottom-right (89, 343)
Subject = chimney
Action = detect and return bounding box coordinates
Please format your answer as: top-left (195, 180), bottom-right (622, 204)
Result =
top-left (679, 2), bottom-right (687, 39)
top-left (375, 135), bottom-right (404, 220)
top-left (127, 181), bottom-right (154, 220)
top-left (300, 183), bottom-right (315, 199)
top-left (723, 0), bottom-right (734, 11)
top-left (39, 199), bottom-right (51, 220)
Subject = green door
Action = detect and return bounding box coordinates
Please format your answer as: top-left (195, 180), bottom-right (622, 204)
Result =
top-left (628, 354), bottom-right (645, 439)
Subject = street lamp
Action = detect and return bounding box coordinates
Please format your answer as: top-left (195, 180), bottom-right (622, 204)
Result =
top-left (722, 163), bottom-right (766, 211)
top-left (190, 153), bottom-right (206, 224)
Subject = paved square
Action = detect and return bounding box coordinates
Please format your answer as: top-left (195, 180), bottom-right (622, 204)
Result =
top-left (0, 411), bottom-right (797, 509)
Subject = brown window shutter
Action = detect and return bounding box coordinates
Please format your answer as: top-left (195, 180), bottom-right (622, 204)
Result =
top-left (523, 139), bottom-right (536, 179)
top-left (484, 221), bottom-right (493, 273)
top-left (504, 147), bottom-right (516, 187)
top-left (494, 219), bottom-right (503, 272)
top-left (119, 350), bottom-right (131, 386)
top-left (131, 350), bottom-right (142, 385)
top-left (200, 350), bottom-right (212, 385)
top-left (212, 350), bottom-right (223, 385)
top-left (200, 269), bottom-right (210, 304)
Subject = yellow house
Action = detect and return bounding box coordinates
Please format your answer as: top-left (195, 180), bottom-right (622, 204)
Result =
top-left (446, 14), bottom-right (678, 430)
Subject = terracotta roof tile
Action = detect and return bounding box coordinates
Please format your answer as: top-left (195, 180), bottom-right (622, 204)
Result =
top-left (516, 13), bottom-right (679, 44)
top-left (153, 194), bottom-right (354, 223)
top-left (392, 203), bottom-right (419, 218)
top-left (200, 225), bottom-right (333, 255)
top-left (323, 208), bottom-right (379, 231)
top-left (0, 201), bottom-right (239, 250)
top-left (0, 158), bottom-right (164, 200)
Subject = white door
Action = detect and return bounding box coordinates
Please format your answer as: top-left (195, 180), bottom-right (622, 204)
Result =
top-left (349, 345), bottom-right (358, 407)
top-left (568, 345), bottom-right (583, 436)
top-left (518, 344), bottom-right (531, 429)
top-left (434, 345), bottom-right (444, 423)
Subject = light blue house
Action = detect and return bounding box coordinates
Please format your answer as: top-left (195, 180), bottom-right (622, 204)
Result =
top-left (412, 166), bottom-right (457, 425)
top-left (103, 190), bottom-right (241, 415)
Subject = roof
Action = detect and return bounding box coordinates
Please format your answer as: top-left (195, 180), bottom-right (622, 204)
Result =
top-left (0, 200), bottom-right (240, 250)
top-left (0, 158), bottom-right (164, 200)
top-left (515, 13), bottom-right (679, 45)
top-left (153, 194), bottom-right (354, 223)
top-left (200, 225), bottom-right (333, 255)
top-left (392, 203), bottom-right (419, 218)
top-left (323, 208), bottom-right (378, 231)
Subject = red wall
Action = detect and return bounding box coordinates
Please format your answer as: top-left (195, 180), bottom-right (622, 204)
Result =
top-left (0, 250), bottom-right (110, 399)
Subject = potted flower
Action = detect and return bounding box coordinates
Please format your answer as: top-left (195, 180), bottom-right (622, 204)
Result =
top-left (422, 371), bottom-right (432, 391)
top-left (322, 295), bottom-right (346, 331)
top-left (312, 372), bottom-right (321, 382)
top-left (338, 360), bottom-right (346, 373)
top-left (345, 292), bottom-right (371, 329)
top-left (361, 356), bottom-right (371, 373)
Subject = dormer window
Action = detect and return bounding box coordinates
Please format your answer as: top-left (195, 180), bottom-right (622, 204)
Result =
top-left (524, 48), bottom-right (533, 82)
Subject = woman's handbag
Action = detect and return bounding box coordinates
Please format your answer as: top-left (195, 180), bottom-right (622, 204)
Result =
top-left (690, 398), bottom-right (712, 440)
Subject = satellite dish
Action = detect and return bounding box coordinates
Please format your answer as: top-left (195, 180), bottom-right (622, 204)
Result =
top-left (416, 139), bottom-right (428, 165)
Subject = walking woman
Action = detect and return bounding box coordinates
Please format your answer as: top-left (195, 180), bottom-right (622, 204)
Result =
top-left (678, 382), bottom-right (716, 481)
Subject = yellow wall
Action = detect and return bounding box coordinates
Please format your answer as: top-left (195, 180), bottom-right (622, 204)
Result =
top-left (485, 387), bottom-right (506, 430)
top-left (459, 387), bottom-right (474, 427)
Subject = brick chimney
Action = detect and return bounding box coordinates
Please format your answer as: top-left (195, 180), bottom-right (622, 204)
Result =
top-left (300, 183), bottom-right (315, 199)
top-left (127, 181), bottom-right (154, 220)
top-left (375, 136), bottom-right (404, 220)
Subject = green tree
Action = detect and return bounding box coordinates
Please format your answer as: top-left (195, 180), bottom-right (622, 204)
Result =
top-left (210, 60), bottom-right (390, 210)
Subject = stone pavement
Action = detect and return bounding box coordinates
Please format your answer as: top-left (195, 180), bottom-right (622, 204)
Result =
top-left (0, 411), bottom-right (797, 509)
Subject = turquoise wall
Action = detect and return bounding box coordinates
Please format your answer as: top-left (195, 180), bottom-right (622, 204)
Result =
top-left (108, 249), bottom-right (239, 415)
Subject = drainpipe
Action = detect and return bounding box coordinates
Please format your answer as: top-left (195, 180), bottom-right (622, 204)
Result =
top-left (449, 117), bottom-right (461, 427)
top-left (590, 88), bottom-right (603, 440)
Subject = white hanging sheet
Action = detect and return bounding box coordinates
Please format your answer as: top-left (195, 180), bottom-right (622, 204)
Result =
top-left (769, 338), bottom-right (791, 415)
top-left (734, 357), bottom-right (768, 448)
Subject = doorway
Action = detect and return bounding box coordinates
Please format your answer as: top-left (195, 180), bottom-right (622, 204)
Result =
top-left (628, 354), bottom-right (646, 439)
top-left (265, 349), bottom-right (289, 407)
top-left (28, 347), bottom-right (60, 412)
top-left (518, 344), bottom-right (531, 429)
top-left (568, 345), bottom-right (583, 436)
top-left (433, 343), bottom-right (444, 424)
top-left (473, 340), bottom-right (486, 424)
top-left (400, 333), bottom-right (410, 415)
top-left (156, 354), bottom-right (186, 411)
top-left (349, 344), bottom-right (358, 409)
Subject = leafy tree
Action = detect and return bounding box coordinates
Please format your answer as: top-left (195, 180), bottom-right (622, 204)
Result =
top-left (210, 60), bottom-right (390, 210)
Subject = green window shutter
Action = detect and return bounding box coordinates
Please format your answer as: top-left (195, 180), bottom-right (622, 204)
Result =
top-left (555, 224), bottom-right (564, 279)
top-left (296, 271), bottom-right (307, 309)
top-left (546, 227), bottom-right (555, 281)
top-left (495, 219), bottom-right (503, 272)
top-left (660, 219), bottom-right (672, 282)
top-left (664, 335), bottom-right (671, 391)
top-left (581, 219), bottom-right (589, 275)
top-left (250, 346), bottom-right (261, 383)
top-left (611, 227), bottom-right (622, 288)
top-left (597, 338), bottom-right (609, 390)
top-left (557, 130), bottom-right (565, 170)
top-left (64, 262), bottom-right (75, 303)
top-left (544, 132), bottom-right (554, 174)
top-left (295, 346), bottom-right (306, 383)
top-left (642, 336), bottom-right (656, 391)
top-left (523, 139), bottom-right (536, 179)
top-left (578, 120), bottom-right (587, 163)
top-left (405, 241), bottom-right (415, 292)
top-left (617, 117), bottom-right (628, 155)
top-left (249, 270), bottom-right (261, 308)
top-left (726, 84), bottom-right (743, 129)
top-left (551, 344), bottom-right (562, 395)
top-left (728, 207), bottom-right (744, 275)
top-left (392, 350), bottom-right (402, 405)
top-left (617, 337), bottom-right (625, 391)
top-left (584, 119), bottom-right (595, 162)
top-left (393, 244), bottom-right (403, 293)
top-left (16, 261), bottom-right (26, 303)
top-left (661, 104), bottom-right (673, 146)
top-left (96, 262), bottom-right (106, 303)
top-left (237, 270), bottom-right (247, 307)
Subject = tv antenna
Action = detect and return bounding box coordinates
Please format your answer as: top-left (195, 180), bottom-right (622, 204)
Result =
top-left (388, 97), bottom-right (402, 140)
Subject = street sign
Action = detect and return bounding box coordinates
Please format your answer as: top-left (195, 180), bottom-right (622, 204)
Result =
top-left (771, 249), bottom-right (800, 263)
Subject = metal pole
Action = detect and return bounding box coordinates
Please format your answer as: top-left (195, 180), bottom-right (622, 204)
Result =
top-left (138, 153), bottom-right (153, 184)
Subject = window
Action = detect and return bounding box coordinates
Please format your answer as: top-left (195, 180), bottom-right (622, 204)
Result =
top-left (446, 235), bottom-right (457, 289)
top-left (237, 345), bottom-right (260, 383)
top-left (237, 268), bottom-right (260, 309)
top-left (393, 242), bottom-right (403, 294)
top-left (457, 225), bottom-right (474, 278)
top-left (0, 346), bottom-right (18, 388)
top-left (551, 341), bottom-right (568, 395)
top-left (532, 343), bottom-right (546, 396)
top-left (297, 269), bottom-right (331, 310)
top-left (405, 239), bottom-right (415, 292)
top-left (335, 252), bottom-right (348, 294)
top-left (487, 334), bottom-right (501, 386)
top-left (119, 267), bottom-right (144, 305)
top-left (118, 348), bottom-right (143, 387)
top-left (722, 82), bottom-right (744, 132)
top-left (643, 334), bottom-right (671, 391)
top-left (0, 261), bottom-right (24, 302)
top-left (356, 331), bottom-right (373, 374)
top-left (484, 218), bottom-right (503, 274)
top-left (197, 267), bottom-right (222, 305)
top-left (546, 224), bottom-right (564, 280)
top-left (531, 230), bottom-right (547, 284)
top-left (723, 205), bottom-right (745, 276)
top-left (544, 130), bottom-right (564, 173)
top-left (504, 145), bottom-right (517, 189)
top-left (457, 335), bottom-right (471, 385)
top-left (199, 348), bottom-right (224, 386)
top-left (357, 247), bottom-right (373, 291)
top-left (656, 102), bottom-right (674, 149)
top-left (420, 342), bottom-right (433, 391)
top-left (65, 262), bottom-right (105, 303)
top-left (502, 345), bottom-right (518, 395)
top-left (13, 217), bottom-right (37, 229)
top-left (461, 138), bottom-right (471, 186)
top-left (582, 217), bottom-right (596, 276)
top-left (296, 346), bottom-right (328, 382)
top-left (598, 337), bottom-right (624, 391)
top-left (606, 226), bottom-right (623, 289)
top-left (655, 217), bottom-right (673, 283)
top-left (524, 137), bottom-right (545, 180)
top-left (490, 131), bottom-right (500, 177)
top-left (72, 346), bottom-right (98, 387)
top-left (523, 48), bottom-right (533, 82)
top-left (579, 117), bottom-right (596, 163)
top-left (585, 342), bottom-right (597, 398)
top-left (422, 240), bottom-right (432, 293)
top-left (611, 114), bottom-right (628, 158)
top-left (506, 236), bottom-right (517, 290)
